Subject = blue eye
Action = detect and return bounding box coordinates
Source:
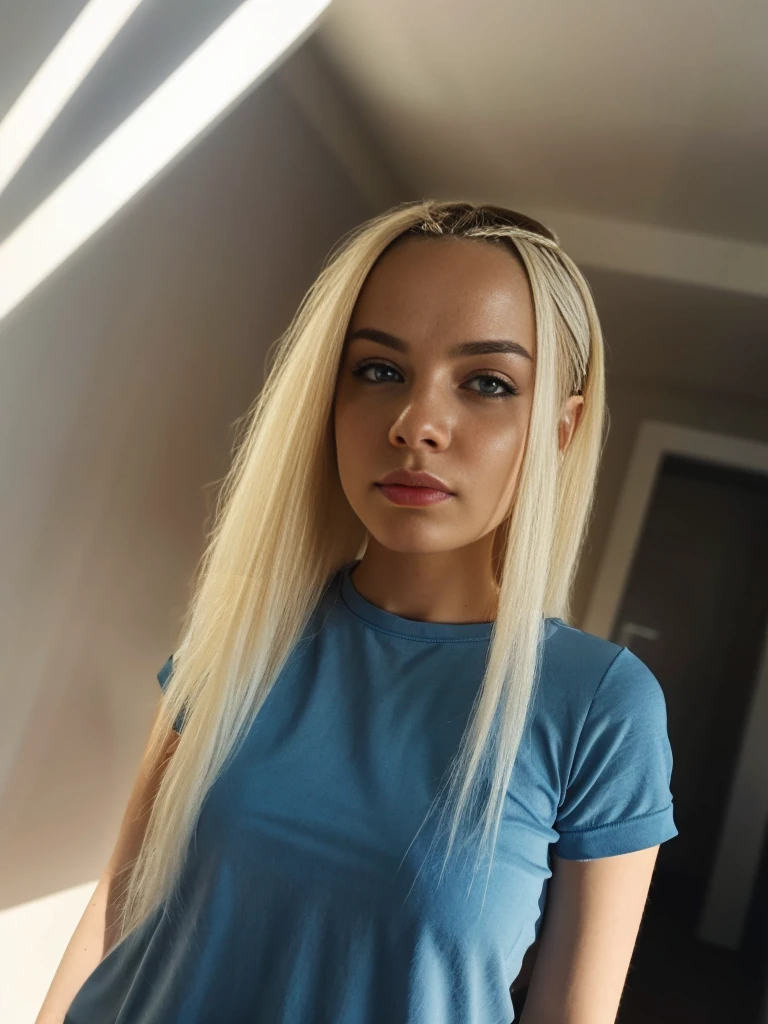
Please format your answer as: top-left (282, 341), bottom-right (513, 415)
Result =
top-left (466, 375), bottom-right (520, 398)
top-left (353, 362), bottom-right (400, 385)
top-left (351, 361), bottom-right (519, 399)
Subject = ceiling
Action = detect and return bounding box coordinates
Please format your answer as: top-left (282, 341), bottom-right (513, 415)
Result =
top-left (315, 0), bottom-right (768, 245)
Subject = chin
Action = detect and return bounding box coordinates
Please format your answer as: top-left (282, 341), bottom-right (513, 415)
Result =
top-left (359, 520), bottom-right (466, 557)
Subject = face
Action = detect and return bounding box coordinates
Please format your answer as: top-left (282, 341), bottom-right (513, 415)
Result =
top-left (333, 236), bottom-right (564, 558)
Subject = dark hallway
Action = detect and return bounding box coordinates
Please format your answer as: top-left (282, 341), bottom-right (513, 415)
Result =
top-left (617, 868), bottom-right (764, 1022)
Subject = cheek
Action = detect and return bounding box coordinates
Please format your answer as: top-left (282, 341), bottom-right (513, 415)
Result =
top-left (464, 407), bottom-right (529, 472)
top-left (461, 407), bottom-right (531, 519)
top-left (334, 394), bottom-right (375, 472)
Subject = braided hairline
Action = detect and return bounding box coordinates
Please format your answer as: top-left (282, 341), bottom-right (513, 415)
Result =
top-left (412, 219), bottom-right (561, 250)
top-left (408, 200), bottom-right (562, 249)
top-left (462, 225), bottom-right (562, 252)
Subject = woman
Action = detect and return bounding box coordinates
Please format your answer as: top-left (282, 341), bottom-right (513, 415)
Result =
top-left (40, 200), bottom-right (677, 1024)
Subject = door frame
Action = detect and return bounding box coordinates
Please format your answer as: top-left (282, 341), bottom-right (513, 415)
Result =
top-left (582, 419), bottom-right (768, 953)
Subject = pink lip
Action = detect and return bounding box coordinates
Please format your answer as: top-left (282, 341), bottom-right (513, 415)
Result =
top-left (375, 484), bottom-right (454, 507)
top-left (376, 469), bottom-right (454, 491)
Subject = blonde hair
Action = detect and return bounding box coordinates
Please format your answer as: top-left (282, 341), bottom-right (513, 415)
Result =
top-left (115, 199), bottom-right (606, 944)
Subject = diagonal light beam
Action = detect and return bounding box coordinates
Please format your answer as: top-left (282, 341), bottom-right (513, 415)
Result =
top-left (0, 0), bottom-right (146, 197)
top-left (0, 0), bottom-right (331, 325)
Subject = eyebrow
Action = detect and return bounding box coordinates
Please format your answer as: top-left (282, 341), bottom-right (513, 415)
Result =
top-left (344, 326), bottom-right (532, 361)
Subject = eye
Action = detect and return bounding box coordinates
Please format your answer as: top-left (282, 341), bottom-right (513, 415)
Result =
top-left (350, 361), bottom-right (520, 400)
top-left (465, 374), bottom-right (520, 399)
top-left (351, 361), bottom-right (403, 385)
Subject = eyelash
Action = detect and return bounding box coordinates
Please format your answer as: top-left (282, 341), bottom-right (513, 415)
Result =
top-left (351, 360), bottom-right (520, 399)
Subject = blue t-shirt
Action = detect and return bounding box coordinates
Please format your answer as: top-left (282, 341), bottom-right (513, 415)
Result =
top-left (65, 559), bottom-right (677, 1024)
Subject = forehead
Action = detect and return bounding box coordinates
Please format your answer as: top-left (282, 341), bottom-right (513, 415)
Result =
top-left (348, 236), bottom-right (535, 347)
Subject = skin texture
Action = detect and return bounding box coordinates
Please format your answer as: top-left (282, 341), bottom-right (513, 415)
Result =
top-left (333, 234), bottom-right (583, 625)
top-left (333, 235), bottom-right (658, 1023)
top-left (520, 846), bottom-right (661, 1023)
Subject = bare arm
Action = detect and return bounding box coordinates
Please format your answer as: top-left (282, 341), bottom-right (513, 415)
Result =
top-left (34, 706), bottom-right (180, 1024)
top-left (519, 846), bottom-right (659, 1024)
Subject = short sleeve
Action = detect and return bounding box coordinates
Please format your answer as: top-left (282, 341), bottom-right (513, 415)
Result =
top-left (554, 646), bottom-right (678, 859)
top-left (157, 654), bottom-right (186, 734)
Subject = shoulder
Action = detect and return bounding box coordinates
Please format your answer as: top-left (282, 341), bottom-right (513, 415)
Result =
top-left (545, 616), bottom-right (621, 664)
top-left (541, 618), bottom-right (623, 713)
top-left (543, 618), bottom-right (663, 707)
top-left (538, 621), bottom-right (672, 800)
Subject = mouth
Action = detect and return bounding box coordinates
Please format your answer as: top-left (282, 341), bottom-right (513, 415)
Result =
top-left (374, 483), bottom-right (455, 507)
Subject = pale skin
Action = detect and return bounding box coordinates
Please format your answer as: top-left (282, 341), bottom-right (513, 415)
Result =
top-left (333, 235), bottom-right (659, 1023)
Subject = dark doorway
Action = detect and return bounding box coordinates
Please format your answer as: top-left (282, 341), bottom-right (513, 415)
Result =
top-left (610, 452), bottom-right (768, 1021)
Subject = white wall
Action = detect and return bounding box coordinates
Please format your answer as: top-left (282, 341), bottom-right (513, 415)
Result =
top-left (0, 64), bottom-right (373, 923)
top-left (0, 880), bottom-right (96, 1023)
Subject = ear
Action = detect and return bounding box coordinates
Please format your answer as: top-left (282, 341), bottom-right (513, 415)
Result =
top-left (558, 395), bottom-right (585, 454)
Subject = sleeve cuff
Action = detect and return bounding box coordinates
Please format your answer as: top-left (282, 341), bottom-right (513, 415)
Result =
top-left (555, 804), bottom-right (678, 860)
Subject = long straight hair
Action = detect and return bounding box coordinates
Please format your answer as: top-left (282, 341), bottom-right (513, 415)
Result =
top-left (115, 199), bottom-right (606, 944)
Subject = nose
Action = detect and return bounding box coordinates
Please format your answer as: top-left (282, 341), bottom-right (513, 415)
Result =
top-left (387, 385), bottom-right (451, 451)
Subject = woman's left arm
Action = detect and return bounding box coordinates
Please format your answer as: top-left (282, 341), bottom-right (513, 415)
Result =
top-left (518, 845), bottom-right (660, 1024)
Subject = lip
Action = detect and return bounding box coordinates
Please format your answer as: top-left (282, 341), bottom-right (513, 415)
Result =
top-left (376, 469), bottom-right (454, 492)
top-left (374, 468), bottom-right (455, 508)
top-left (376, 484), bottom-right (454, 507)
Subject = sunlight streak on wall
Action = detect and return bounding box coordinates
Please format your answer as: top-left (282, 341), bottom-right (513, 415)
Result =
top-left (0, 0), bottom-right (331, 325)
top-left (0, 0), bottom-right (146, 197)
